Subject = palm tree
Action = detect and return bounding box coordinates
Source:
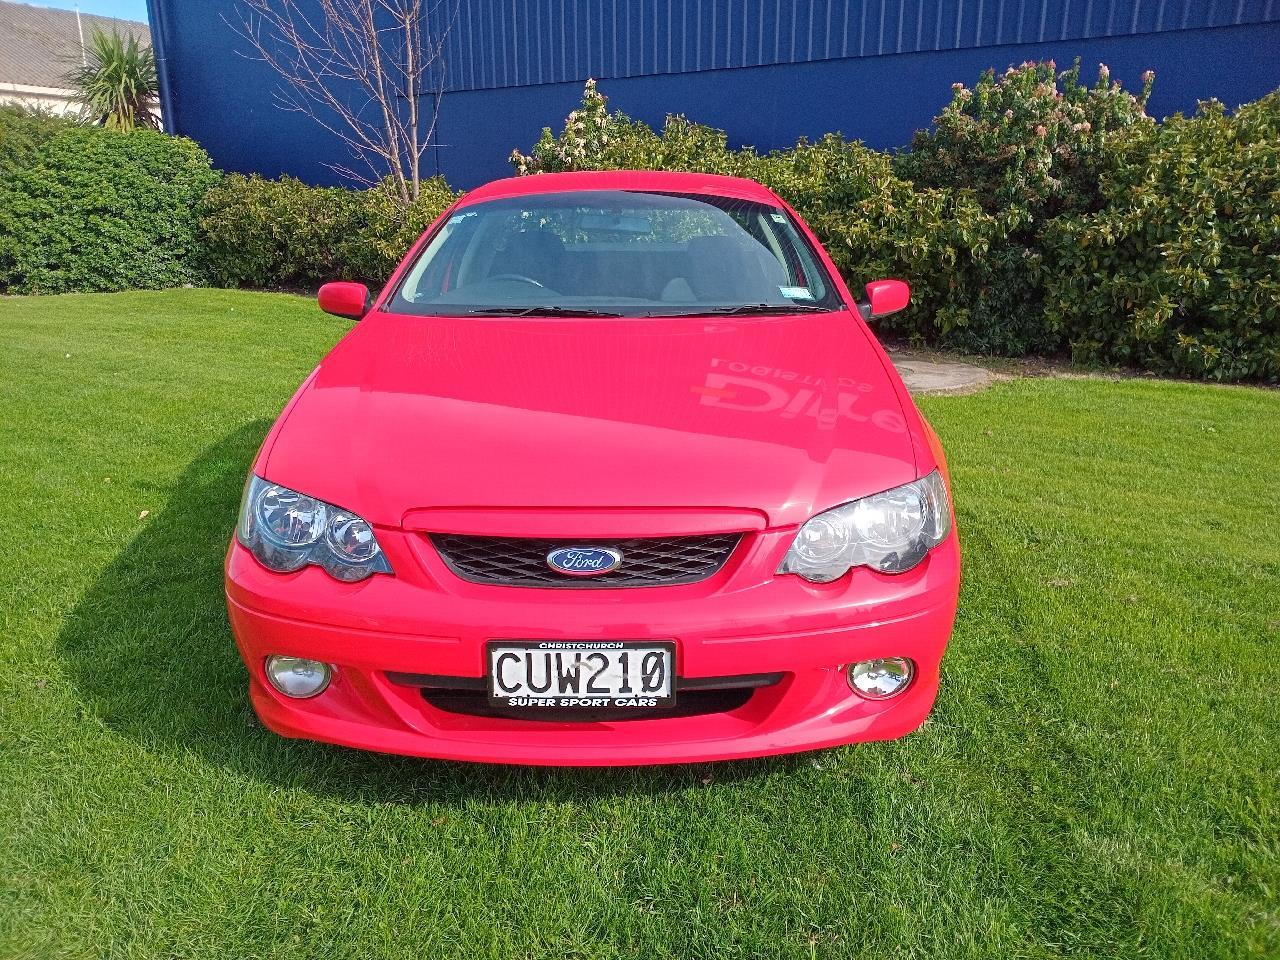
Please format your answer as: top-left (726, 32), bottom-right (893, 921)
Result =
top-left (64, 28), bottom-right (160, 132)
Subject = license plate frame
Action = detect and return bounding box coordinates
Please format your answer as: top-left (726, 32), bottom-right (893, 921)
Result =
top-left (486, 640), bottom-right (676, 711)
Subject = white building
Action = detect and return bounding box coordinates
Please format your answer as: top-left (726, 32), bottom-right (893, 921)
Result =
top-left (0, 0), bottom-right (150, 116)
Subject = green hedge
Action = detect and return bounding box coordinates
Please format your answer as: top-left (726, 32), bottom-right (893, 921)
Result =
top-left (0, 123), bottom-right (217, 294)
top-left (199, 174), bottom-right (458, 289)
top-left (0, 106), bottom-right (74, 178)
top-left (0, 110), bottom-right (457, 295)
top-left (512, 73), bottom-right (1279, 382)
top-left (898, 61), bottom-right (1155, 223)
top-left (1045, 93), bottom-right (1280, 381)
top-left (511, 81), bottom-right (1008, 346)
top-left (894, 60), bottom-right (1156, 354)
top-left (2, 70), bottom-right (1275, 382)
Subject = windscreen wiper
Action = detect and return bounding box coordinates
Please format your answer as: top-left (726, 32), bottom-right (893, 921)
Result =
top-left (665, 303), bottom-right (834, 317)
top-left (464, 306), bottom-right (625, 317)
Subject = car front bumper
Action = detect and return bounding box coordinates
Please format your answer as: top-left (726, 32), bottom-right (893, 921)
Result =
top-left (225, 528), bottom-right (959, 766)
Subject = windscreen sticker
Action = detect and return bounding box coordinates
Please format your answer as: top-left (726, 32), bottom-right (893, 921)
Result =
top-left (779, 286), bottom-right (814, 300)
top-left (769, 213), bottom-right (788, 223)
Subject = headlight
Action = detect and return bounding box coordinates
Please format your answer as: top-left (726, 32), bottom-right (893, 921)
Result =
top-left (236, 475), bottom-right (392, 582)
top-left (778, 470), bottom-right (951, 582)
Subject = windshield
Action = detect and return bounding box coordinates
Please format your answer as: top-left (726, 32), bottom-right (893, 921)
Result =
top-left (388, 190), bottom-right (843, 317)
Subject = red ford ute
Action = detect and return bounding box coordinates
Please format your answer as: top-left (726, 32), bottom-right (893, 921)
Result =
top-left (225, 170), bottom-right (960, 766)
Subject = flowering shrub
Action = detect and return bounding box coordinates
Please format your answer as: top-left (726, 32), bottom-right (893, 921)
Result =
top-left (511, 78), bottom-right (617, 173)
top-left (509, 73), bottom-right (1278, 380)
top-left (510, 81), bottom-right (1026, 351)
top-left (898, 60), bottom-right (1156, 225)
top-left (1045, 93), bottom-right (1280, 381)
top-left (890, 62), bottom-right (1158, 353)
top-left (511, 79), bottom-right (738, 176)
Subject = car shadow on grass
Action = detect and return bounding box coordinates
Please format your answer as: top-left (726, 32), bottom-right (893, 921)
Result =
top-left (58, 423), bottom-right (807, 804)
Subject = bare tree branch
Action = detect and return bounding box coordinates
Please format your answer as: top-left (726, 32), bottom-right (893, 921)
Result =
top-left (229, 0), bottom-right (459, 203)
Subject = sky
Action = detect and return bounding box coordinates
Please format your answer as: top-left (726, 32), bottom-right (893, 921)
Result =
top-left (23, 0), bottom-right (150, 25)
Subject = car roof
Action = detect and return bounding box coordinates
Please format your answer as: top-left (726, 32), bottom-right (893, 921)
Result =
top-left (459, 169), bottom-right (784, 206)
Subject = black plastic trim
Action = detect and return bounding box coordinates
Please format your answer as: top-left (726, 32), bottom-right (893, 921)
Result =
top-left (387, 670), bottom-right (784, 691)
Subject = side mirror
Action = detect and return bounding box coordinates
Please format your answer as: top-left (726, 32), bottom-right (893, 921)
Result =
top-left (858, 279), bottom-right (910, 320)
top-left (318, 281), bottom-right (371, 320)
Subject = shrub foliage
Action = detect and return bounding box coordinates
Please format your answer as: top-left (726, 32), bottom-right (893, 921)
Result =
top-left (511, 74), bottom-right (1278, 381)
top-left (199, 174), bottom-right (457, 288)
top-left (2, 68), bottom-right (1275, 382)
top-left (899, 60), bottom-right (1155, 224)
top-left (1045, 93), bottom-right (1280, 381)
top-left (0, 125), bottom-right (217, 293)
top-left (510, 80), bottom-right (1006, 343)
top-left (0, 105), bottom-right (75, 177)
top-left (893, 61), bottom-right (1157, 354)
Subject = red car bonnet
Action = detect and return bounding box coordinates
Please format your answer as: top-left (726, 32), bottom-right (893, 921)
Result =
top-left (262, 308), bottom-right (916, 530)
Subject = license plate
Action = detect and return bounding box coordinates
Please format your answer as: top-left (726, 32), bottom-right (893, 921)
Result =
top-left (487, 641), bottom-right (676, 710)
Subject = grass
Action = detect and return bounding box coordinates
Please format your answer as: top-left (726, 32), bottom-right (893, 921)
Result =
top-left (0, 289), bottom-right (1276, 959)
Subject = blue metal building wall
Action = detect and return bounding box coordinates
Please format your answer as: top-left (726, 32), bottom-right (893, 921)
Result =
top-left (438, 0), bottom-right (1280, 90)
top-left (149, 1), bottom-right (1280, 188)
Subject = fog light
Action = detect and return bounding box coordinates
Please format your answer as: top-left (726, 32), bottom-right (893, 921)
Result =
top-left (265, 655), bottom-right (332, 698)
top-left (847, 658), bottom-right (914, 700)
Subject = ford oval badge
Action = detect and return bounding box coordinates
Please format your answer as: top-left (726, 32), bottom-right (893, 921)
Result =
top-left (546, 546), bottom-right (623, 577)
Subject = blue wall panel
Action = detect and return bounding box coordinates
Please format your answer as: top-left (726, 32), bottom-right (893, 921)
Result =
top-left (435, 20), bottom-right (1280, 184)
top-left (436, 0), bottom-right (1279, 90)
top-left (148, 1), bottom-right (1280, 190)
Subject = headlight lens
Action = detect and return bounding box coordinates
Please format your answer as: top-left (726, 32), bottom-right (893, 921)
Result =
top-left (237, 475), bottom-right (392, 581)
top-left (778, 470), bottom-right (951, 582)
top-left (325, 511), bottom-right (380, 563)
top-left (258, 485), bottom-right (327, 546)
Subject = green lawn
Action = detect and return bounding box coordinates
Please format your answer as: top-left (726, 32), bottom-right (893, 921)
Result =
top-left (1, 289), bottom-right (1276, 959)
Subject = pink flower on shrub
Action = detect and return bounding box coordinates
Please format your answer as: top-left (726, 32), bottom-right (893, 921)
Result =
top-left (1035, 125), bottom-right (1047, 137)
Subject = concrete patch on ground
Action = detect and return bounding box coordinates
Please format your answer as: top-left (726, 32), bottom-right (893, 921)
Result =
top-left (889, 352), bottom-right (996, 395)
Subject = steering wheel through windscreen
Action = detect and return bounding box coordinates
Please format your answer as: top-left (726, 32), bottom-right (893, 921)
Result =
top-left (486, 274), bottom-right (546, 288)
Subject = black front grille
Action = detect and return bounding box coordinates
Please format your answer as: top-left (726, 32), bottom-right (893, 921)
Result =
top-left (429, 533), bottom-right (742, 588)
